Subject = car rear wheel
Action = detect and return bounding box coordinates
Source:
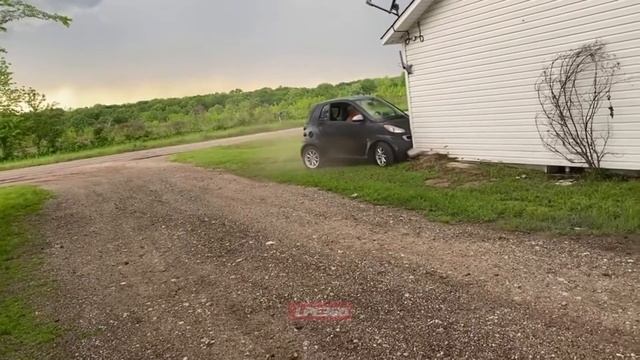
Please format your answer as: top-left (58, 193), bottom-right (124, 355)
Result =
top-left (302, 146), bottom-right (322, 169)
top-left (373, 142), bottom-right (395, 167)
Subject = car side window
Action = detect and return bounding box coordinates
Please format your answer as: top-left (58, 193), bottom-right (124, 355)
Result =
top-left (319, 104), bottom-right (330, 122)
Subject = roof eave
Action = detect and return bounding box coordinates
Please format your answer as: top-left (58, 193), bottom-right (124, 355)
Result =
top-left (381, 31), bottom-right (404, 46)
top-left (381, 0), bottom-right (436, 46)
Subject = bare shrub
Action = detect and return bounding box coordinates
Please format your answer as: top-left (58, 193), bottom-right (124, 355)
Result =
top-left (535, 41), bottom-right (620, 169)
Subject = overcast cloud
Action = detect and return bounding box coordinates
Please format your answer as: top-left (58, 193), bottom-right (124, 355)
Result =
top-left (2, 0), bottom-right (408, 108)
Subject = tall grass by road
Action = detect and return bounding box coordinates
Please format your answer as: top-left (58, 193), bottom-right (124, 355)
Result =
top-left (174, 137), bottom-right (640, 235)
top-left (0, 186), bottom-right (56, 359)
top-left (0, 120), bottom-right (302, 172)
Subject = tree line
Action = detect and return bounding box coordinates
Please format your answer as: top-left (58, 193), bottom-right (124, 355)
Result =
top-left (0, 76), bottom-right (406, 161)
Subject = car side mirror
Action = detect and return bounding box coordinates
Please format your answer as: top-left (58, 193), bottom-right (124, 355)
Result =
top-left (352, 114), bottom-right (364, 122)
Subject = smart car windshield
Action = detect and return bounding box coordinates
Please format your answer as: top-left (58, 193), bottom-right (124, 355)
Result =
top-left (354, 98), bottom-right (405, 122)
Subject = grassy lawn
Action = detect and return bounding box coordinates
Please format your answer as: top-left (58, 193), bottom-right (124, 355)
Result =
top-left (0, 120), bottom-right (302, 172)
top-left (0, 186), bottom-right (57, 359)
top-left (174, 137), bottom-right (640, 235)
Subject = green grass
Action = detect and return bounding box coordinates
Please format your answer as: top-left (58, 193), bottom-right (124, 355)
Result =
top-left (174, 137), bottom-right (640, 235)
top-left (0, 120), bottom-right (302, 172)
top-left (0, 186), bottom-right (57, 359)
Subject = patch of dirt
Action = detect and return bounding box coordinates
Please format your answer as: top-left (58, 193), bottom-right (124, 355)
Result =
top-left (409, 153), bottom-right (452, 170)
top-left (31, 158), bottom-right (639, 359)
top-left (445, 162), bottom-right (478, 170)
top-left (411, 154), bottom-right (487, 188)
top-left (423, 178), bottom-right (451, 188)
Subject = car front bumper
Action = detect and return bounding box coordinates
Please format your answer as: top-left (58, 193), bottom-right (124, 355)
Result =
top-left (380, 134), bottom-right (414, 159)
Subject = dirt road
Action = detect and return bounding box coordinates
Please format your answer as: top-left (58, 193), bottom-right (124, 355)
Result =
top-left (21, 151), bottom-right (638, 359)
top-left (0, 128), bottom-right (300, 186)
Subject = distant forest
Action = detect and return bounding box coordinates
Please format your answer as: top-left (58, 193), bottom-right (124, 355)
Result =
top-left (0, 76), bottom-right (406, 161)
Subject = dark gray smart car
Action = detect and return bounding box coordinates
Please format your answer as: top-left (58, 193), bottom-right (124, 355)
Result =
top-left (301, 96), bottom-right (413, 169)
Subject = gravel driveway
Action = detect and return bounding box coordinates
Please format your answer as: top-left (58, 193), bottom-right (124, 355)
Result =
top-left (31, 158), bottom-right (639, 359)
top-left (0, 128), bottom-right (300, 186)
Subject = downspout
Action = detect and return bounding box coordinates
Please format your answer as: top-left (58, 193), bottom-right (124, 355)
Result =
top-left (402, 41), bottom-right (418, 156)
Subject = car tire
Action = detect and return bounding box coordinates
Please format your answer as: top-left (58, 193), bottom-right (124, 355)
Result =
top-left (372, 142), bottom-right (395, 167)
top-left (302, 146), bottom-right (322, 169)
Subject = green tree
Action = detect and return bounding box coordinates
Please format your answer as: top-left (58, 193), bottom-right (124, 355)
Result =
top-left (24, 107), bottom-right (66, 154)
top-left (0, 57), bottom-right (20, 113)
top-left (0, 1), bottom-right (71, 159)
top-left (0, 111), bottom-right (20, 159)
top-left (21, 86), bottom-right (47, 111)
top-left (0, 1), bottom-right (71, 107)
top-left (0, 0), bottom-right (70, 32)
top-left (359, 79), bottom-right (377, 94)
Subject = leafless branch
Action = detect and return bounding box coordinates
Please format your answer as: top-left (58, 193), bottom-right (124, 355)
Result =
top-left (535, 41), bottom-right (620, 169)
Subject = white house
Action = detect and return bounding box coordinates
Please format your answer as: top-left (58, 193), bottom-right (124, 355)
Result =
top-left (381, 0), bottom-right (640, 170)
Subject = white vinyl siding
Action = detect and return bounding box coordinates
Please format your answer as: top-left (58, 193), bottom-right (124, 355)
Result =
top-left (403, 0), bottom-right (640, 170)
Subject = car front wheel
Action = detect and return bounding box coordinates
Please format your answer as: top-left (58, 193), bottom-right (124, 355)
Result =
top-left (373, 142), bottom-right (395, 167)
top-left (302, 146), bottom-right (322, 169)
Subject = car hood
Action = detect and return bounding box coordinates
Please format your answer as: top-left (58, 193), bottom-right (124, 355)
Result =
top-left (382, 117), bottom-right (411, 133)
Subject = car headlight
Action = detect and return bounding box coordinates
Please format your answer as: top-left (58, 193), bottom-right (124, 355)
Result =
top-left (383, 124), bottom-right (406, 134)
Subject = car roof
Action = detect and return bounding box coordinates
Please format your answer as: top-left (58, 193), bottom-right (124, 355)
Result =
top-left (318, 96), bottom-right (377, 106)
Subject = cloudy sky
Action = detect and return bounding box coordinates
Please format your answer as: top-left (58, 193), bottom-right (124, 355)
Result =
top-left (2, 0), bottom-right (409, 108)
